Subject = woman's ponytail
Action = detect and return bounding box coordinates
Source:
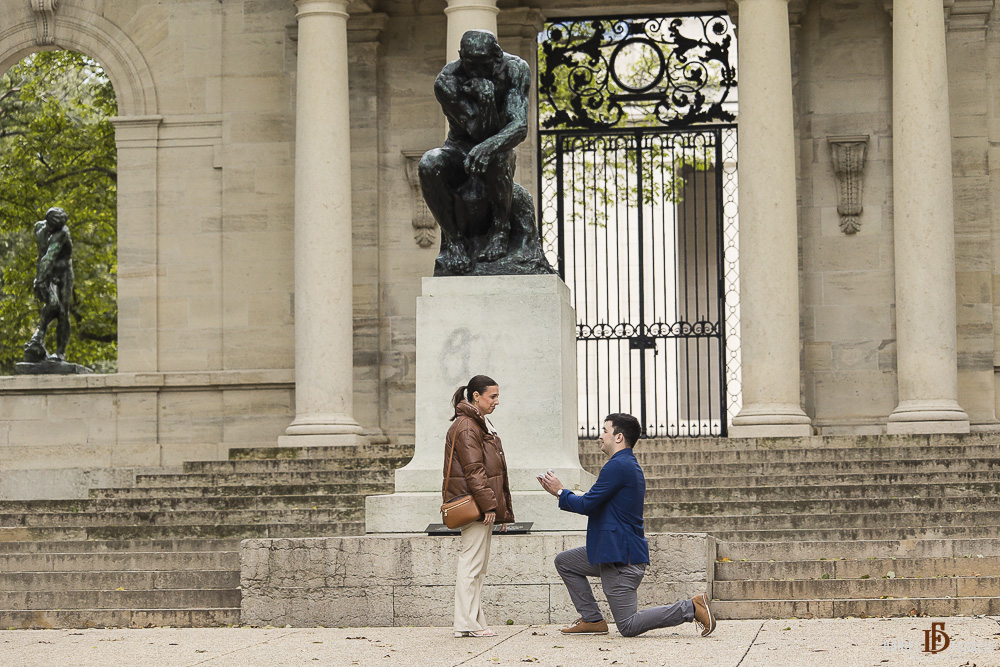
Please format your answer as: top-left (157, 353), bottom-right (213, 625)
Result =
top-left (451, 385), bottom-right (468, 412)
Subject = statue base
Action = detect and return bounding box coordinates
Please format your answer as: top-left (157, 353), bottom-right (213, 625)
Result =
top-left (15, 360), bottom-right (93, 375)
top-left (365, 274), bottom-right (594, 533)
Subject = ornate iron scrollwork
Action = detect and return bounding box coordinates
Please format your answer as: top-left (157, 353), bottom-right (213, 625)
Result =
top-left (539, 14), bottom-right (737, 131)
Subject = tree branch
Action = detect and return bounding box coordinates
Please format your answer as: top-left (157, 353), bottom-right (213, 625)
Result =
top-left (38, 166), bottom-right (117, 186)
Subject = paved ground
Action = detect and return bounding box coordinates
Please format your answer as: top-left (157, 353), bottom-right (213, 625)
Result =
top-left (0, 617), bottom-right (998, 666)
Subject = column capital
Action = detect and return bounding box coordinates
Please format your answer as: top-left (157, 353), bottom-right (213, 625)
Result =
top-left (726, 0), bottom-right (808, 28)
top-left (444, 0), bottom-right (499, 16)
top-left (293, 0), bottom-right (350, 21)
top-left (882, 0), bottom-right (993, 29)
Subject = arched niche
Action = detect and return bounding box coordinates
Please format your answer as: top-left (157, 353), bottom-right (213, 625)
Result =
top-left (0, 3), bottom-right (162, 372)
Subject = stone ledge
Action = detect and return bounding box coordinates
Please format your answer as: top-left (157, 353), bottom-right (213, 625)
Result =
top-left (240, 533), bottom-right (715, 627)
top-left (0, 369), bottom-right (295, 393)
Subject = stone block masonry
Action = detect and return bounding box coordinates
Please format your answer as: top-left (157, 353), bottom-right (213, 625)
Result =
top-left (240, 532), bottom-right (714, 627)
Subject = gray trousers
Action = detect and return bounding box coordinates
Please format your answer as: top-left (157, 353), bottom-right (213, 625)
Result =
top-left (554, 546), bottom-right (695, 637)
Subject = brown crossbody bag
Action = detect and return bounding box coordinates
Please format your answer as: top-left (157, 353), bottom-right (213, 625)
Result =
top-left (440, 436), bottom-right (482, 529)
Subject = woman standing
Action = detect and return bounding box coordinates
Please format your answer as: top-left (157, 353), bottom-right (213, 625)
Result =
top-left (445, 374), bottom-right (514, 638)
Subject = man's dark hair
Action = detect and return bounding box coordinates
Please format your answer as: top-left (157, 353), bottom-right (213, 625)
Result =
top-left (604, 413), bottom-right (641, 448)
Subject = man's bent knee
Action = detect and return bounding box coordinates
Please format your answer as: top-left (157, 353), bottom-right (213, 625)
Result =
top-left (554, 550), bottom-right (571, 574)
top-left (616, 616), bottom-right (642, 638)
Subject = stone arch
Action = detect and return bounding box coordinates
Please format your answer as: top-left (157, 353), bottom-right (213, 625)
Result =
top-left (0, 4), bottom-right (157, 116)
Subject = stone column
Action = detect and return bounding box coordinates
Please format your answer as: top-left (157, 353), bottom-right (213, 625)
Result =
top-left (729, 0), bottom-right (811, 437)
top-left (445, 0), bottom-right (499, 61)
top-left (281, 0), bottom-right (363, 444)
top-left (886, 0), bottom-right (970, 433)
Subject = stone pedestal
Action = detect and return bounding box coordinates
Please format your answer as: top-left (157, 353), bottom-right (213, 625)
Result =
top-left (366, 275), bottom-right (594, 533)
top-left (241, 533), bottom-right (714, 627)
top-left (14, 360), bottom-right (92, 375)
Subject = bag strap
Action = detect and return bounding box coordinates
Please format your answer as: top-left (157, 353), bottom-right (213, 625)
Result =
top-left (443, 436), bottom-right (457, 502)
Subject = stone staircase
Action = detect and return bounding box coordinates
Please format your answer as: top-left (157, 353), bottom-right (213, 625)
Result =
top-left (0, 439), bottom-right (411, 629)
top-left (579, 433), bottom-right (1000, 619)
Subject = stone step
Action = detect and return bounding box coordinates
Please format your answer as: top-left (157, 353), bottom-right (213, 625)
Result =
top-left (0, 507), bottom-right (362, 528)
top-left (633, 457), bottom-right (1000, 477)
top-left (0, 521), bottom-right (364, 542)
top-left (0, 494), bottom-right (366, 514)
top-left (681, 525), bottom-right (1000, 542)
top-left (182, 456), bottom-right (410, 474)
top-left (227, 443), bottom-right (414, 461)
top-left (0, 550), bottom-right (238, 572)
top-left (716, 538), bottom-right (1000, 560)
top-left (649, 510), bottom-right (1000, 532)
top-left (714, 556), bottom-right (1000, 581)
top-left (0, 569), bottom-right (240, 591)
top-left (135, 470), bottom-right (394, 487)
top-left (640, 470), bottom-right (1000, 488)
top-left (713, 575), bottom-right (1000, 600)
top-left (711, 596), bottom-right (1000, 620)
top-left (0, 607), bottom-right (240, 630)
top-left (90, 482), bottom-right (388, 499)
top-left (602, 433), bottom-right (1000, 453)
top-left (0, 588), bottom-right (240, 610)
top-left (0, 538), bottom-right (240, 553)
top-left (643, 480), bottom-right (1000, 501)
top-left (645, 496), bottom-right (1000, 516)
top-left (581, 443), bottom-right (1000, 466)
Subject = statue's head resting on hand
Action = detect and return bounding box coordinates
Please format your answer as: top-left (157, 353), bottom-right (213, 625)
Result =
top-left (459, 30), bottom-right (503, 79)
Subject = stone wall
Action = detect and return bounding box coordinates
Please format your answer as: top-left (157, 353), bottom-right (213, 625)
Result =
top-left (240, 533), bottom-right (714, 627)
top-left (797, 1), bottom-right (896, 434)
top-left (0, 371), bottom-right (293, 499)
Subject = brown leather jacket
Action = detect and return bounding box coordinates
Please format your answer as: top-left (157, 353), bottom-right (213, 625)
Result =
top-left (443, 400), bottom-right (515, 524)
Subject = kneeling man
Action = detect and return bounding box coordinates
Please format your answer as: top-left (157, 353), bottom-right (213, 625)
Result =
top-left (537, 413), bottom-right (716, 637)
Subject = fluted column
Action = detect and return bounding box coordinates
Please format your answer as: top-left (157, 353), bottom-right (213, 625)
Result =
top-left (886, 0), bottom-right (970, 433)
top-left (282, 0), bottom-right (362, 442)
top-left (729, 0), bottom-right (812, 437)
top-left (445, 0), bottom-right (499, 60)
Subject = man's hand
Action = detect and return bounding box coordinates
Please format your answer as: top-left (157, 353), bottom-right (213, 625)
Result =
top-left (537, 471), bottom-right (565, 497)
top-left (464, 142), bottom-right (494, 176)
top-left (482, 511), bottom-right (496, 525)
top-left (462, 78), bottom-right (495, 102)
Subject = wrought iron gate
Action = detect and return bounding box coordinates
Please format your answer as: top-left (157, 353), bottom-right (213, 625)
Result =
top-left (537, 14), bottom-right (741, 438)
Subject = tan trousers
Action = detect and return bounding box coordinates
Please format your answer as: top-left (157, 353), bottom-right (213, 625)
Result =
top-left (453, 520), bottom-right (493, 631)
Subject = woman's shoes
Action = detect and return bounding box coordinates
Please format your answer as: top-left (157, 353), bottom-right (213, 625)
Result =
top-left (454, 628), bottom-right (498, 638)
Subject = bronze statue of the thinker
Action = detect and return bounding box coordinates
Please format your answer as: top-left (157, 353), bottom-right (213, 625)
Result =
top-left (420, 30), bottom-right (553, 276)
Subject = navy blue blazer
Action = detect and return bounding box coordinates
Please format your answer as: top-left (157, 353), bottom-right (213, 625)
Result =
top-left (558, 448), bottom-right (649, 565)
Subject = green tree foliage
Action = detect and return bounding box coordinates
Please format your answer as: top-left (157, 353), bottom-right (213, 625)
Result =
top-left (0, 50), bottom-right (117, 374)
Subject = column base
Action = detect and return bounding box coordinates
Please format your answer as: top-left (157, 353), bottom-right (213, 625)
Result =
top-left (365, 491), bottom-right (587, 533)
top-left (887, 400), bottom-right (970, 434)
top-left (729, 403), bottom-right (812, 438)
top-left (277, 433), bottom-right (367, 448)
top-left (284, 414), bottom-right (363, 436)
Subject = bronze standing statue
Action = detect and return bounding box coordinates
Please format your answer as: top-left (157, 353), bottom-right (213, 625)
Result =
top-left (419, 30), bottom-right (554, 276)
top-left (17, 207), bottom-right (90, 374)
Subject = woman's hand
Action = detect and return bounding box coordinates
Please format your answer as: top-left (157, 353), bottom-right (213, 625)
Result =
top-left (482, 511), bottom-right (496, 525)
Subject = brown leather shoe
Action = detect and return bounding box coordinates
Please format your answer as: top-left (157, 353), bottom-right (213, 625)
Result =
top-left (692, 593), bottom-right (716, 637)
top-left (560, 618), bottom-right (609, 635)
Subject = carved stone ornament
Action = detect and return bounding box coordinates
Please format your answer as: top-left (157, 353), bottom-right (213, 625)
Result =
top-left (402, 149), bottom-right (437, 248)
top-left (828, 135), bottom-right (869, 235)
top-left (30, 0), bottom-right (59, 46)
